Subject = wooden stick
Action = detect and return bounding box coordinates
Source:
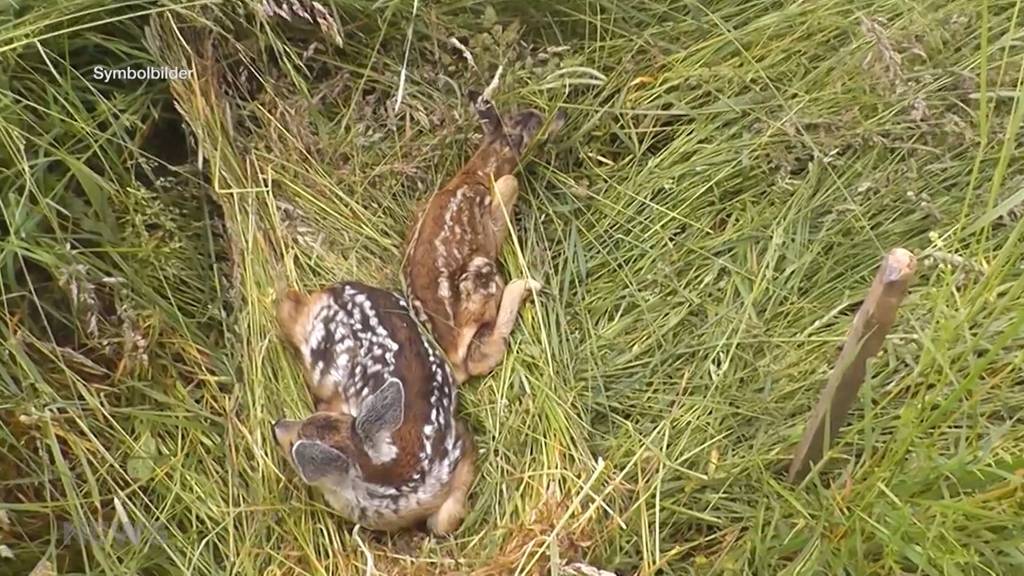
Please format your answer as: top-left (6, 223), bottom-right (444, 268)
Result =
top-left (787, 248), bottom-right (917, 484)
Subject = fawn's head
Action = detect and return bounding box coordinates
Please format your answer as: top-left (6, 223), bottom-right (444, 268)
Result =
top-left (466, 91), bottom-right (567, 176)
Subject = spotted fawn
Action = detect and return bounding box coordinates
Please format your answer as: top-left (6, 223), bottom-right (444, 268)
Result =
top-left (403, 93), bottom-right (566, 384)
top-left (272, 281), bottom-right (474, 534)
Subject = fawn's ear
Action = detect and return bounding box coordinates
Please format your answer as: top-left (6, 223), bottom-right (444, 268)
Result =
top-left (292, 440), bottom-right (350, 484)
top-left (468, 89), bottom-right (503, 136)
top-left (356, 378), bottom-right (405, 442)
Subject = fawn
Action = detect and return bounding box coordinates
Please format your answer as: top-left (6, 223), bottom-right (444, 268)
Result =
top-left (403, 93), bottom-right (565, 384)
top-left (272, 281), bottom-right (474, 534)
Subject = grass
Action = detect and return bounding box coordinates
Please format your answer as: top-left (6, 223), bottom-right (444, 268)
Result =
top-left (1, 0), bottom-right (1023, 574)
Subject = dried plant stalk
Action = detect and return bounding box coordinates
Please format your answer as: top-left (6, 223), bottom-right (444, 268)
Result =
top-left (788, 248), bottom-right (918, 483)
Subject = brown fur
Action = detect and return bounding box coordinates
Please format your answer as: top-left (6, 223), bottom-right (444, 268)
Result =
top-left (272, 281), bottom-right (475, 534)
top-left (275, 289), bottom-right (342, 413)
top-left (427, 421), bottom-right (476, 534)
top-left (403, 98), bottom-right (565, 384)
top-left (273, 412), bottom-right (475, 533)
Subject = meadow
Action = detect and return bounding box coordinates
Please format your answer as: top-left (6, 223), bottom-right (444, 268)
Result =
top-left (1, 0), bottom-right (1023, 574)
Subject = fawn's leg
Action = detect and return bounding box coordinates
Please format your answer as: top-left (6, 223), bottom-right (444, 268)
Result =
top-left (426, 428), bottom-right (476, 535)
top-left (464, 279), bottom-right (541, 378)
top-left (489, 174), bottom-right (520, 248)
top-left (451, 257), bottom-right (502, 381)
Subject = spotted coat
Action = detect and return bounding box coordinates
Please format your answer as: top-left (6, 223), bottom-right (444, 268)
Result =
top-left (292, 282), bottom-right (465, 527)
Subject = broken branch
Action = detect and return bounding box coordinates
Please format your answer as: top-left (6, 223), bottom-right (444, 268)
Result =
top-left (787, 248), bottom-right (917, 484)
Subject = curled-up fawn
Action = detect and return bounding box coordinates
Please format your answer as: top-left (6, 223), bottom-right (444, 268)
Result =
top-left (272, 281), bottom-right (474, 534)
top-left (403, 93), bottom-right (566, 383)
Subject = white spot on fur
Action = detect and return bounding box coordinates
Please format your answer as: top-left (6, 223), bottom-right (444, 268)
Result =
top-left (366, 434), bottom-right (398, 465)
top-left (433, 186), bottom-right (477, 322)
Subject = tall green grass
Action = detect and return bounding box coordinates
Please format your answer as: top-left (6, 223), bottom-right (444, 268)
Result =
top-left (2, 0), bottom-right (1023, 574)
